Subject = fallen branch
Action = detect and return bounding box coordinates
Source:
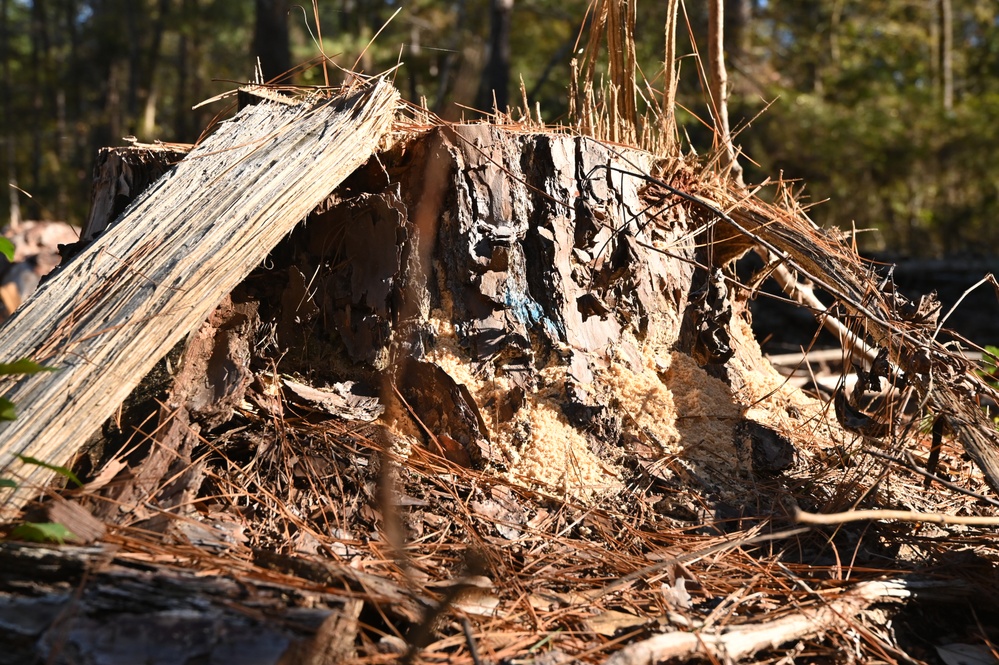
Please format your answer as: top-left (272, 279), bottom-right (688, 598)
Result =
top-left (795, 507), bottom-right (999, 527)
top-left (603, 579), bottom-right (950, 665)
top-left (758, 249), bottom-right (882, 371)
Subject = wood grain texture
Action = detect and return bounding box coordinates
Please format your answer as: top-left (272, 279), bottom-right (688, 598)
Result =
top-left (0, 81), bottom-right (398, 518)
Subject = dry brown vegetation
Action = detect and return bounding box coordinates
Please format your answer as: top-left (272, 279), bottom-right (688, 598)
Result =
top-left (2, 4), bottom-right (999, 664)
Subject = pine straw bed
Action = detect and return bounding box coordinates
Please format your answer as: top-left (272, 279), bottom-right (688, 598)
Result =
top-left (85, 392), bottom-right (999, 664)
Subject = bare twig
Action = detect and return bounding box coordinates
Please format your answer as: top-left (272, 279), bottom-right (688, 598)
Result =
top-left (863, 448), bottom-right (999, 508)
top-left (706, 0), bottom-right (743, 184)
top-left (757, 249), bottom-right (883, 371)
top-left (795, 507), bottom-right (999, 527)
top-left (604, 580), bottom-right (924, 665)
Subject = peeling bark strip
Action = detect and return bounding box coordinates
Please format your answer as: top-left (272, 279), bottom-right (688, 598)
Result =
top-left (0, 81), bottom-right (399, 519)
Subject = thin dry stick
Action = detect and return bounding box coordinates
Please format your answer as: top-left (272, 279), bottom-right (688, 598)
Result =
top-left (352, 7), bottom-right (402, 73)
top-left (795, 507), bottom-right (999, 527)
top-left (661, 0), bottom-right (680, 155)
top-left (604, 580), bottom-right (920, 665)
top-left (312, 0), bottom-right (329, 87)
top-left (758, 248), bottom-right (882, 369)
top-left (582, 526), bottom-right (810, 602)
top-left (706, 0), bottom-right (743, 185)
top-left (863, 447), bottom-right (999, 508)
top-left (933, 273), bottom-right (999, 342)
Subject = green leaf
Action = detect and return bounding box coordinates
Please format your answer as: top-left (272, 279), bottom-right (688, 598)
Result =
top-left (16, 455), bottom-right (83, 488)
top-left (0, 237), bottom-right (13, 263)
top-left (0, 477), bottom-right (17, 488)
top-left (8, 522), bottom-right (76, 545)
top-left (984, 346), bottom-right (999, 370)
top-left (0, 358), bottom-right (57, 376)
top-left (0, 397), bottom-right (15, 421)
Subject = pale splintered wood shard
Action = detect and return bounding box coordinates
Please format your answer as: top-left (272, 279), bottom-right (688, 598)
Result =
top-left (0, 81), bottom-right (399, 519)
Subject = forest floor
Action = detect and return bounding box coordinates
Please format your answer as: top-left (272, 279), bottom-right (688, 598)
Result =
top-left (3, 216), bottom-right (999, 665)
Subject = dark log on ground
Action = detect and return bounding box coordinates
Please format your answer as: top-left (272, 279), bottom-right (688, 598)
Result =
top-left (0, 541), bottom-right (404, 665)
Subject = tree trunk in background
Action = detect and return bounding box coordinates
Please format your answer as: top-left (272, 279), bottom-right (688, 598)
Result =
top-left (480, 0), bottom-right (513, 112)
top-left (125, 1), bottom-right (140, 126)
top-left (140, 0), bottom-right (171, 137)
top-left (174, 2), bottom-right (190, 140)
top-left (828, 0), bottom-right (844, 80)
top-left (707, 0), bottom-right (742, 184)
top-left (937, 0), bottom-right (953, 111)
top-left (30, 0), bottom-right (49, 208)
top-left (253, 0), bottom-right (291, 83)
top-left (1, 0), bottom-right (18, 228)
top-left (433, 0), bottom-right (469, 116)
top-left (725, 0), bottom-right (751, 63)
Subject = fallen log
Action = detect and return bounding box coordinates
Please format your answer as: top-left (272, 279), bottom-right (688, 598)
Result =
top-left (0, 80), bottom-right (399, 519)
top-left (0, 541), bottom-right (382, 665)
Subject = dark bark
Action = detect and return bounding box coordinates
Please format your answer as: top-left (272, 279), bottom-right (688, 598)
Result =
top-left (78, 144), bottom-right (190, 243)
top-left (0, 541), bottom-right (368, 665)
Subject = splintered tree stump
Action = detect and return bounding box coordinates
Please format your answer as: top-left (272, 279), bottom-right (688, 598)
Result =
top-left (63, 120), bottom-right (840, 517)
top-left (81, 143), bottom-right (192, 242)
top-left (5, 97), bottom-right (999, 665)
top-left (251, 123), bottom-right (828, 499)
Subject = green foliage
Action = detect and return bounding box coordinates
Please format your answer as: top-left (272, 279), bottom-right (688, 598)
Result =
top-left (0, 398), bottom-right (16, 422)
top-left (1, 1), bottom-right (998, 256)
top-left (0, 358), bottom-right (57, 421)
top-left (734, 0), bottom-right (999, 256)
top-left (0, 359), bottom-right (57, 375)
top-left (8, 522), bottom-right (76, 545)
top-left (0, 237), bottom-right (13, 262)
top-left (978, 345), bottom-right (999, 387)
top-left (1, 459), bottom-right (81, 548)
top-left (974, 345), bottom-right (999, 423)
top-left (15, 454), bottom-right (82, 489)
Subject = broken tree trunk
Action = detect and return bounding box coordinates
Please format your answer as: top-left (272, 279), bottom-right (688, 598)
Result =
top-left (81, 142), bottom-right (192, 243)
top-left (0, 81), bottom-right (399, 519)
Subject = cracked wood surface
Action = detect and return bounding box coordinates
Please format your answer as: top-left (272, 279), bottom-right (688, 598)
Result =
top-left (0, 81), bottom-right (399, 519)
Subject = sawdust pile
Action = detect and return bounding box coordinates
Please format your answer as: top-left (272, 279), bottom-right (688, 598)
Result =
top-left (404, 303), bottom-right (839, 503)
